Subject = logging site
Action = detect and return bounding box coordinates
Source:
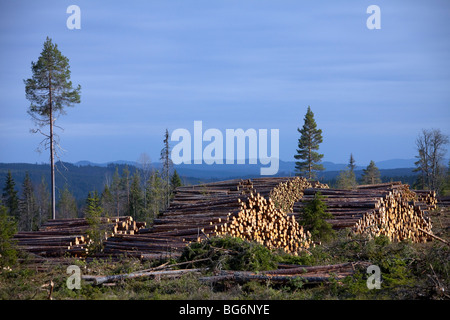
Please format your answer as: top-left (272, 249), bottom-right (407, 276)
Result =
top-left (1, 2), bottom-right (449, 311)
top-left (1, 176), bottom-right (449, 302)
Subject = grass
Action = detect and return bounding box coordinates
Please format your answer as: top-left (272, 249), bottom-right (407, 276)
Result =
top-left (1, 208), bottom-right (449, 300)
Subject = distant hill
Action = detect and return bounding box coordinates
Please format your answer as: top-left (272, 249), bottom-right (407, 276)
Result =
top-left (0, 159), bottom-right (421, 203)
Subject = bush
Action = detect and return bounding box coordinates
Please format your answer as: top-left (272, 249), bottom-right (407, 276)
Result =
top-left (179, 236), bottom-right (278, 272)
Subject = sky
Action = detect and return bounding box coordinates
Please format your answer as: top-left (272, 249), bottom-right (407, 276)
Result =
top-left (0, 0), bottom-right (449, 166)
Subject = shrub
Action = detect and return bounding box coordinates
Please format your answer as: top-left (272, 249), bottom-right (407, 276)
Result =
top-left (179, 236), bottom-right (278, 272)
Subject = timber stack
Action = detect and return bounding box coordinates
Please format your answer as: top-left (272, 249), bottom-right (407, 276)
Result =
top-left (14, 216), bottom-right (144, 258)
top-left (103, 179), bottom-right (254, 258)
top-left (292, 182), bottom-right (435, 243)
top-left (103, 177), bottom-right (326, 258)
top-left (437, 196), bottom-right (450, 207)
top-left (215, 177), bottom-right (328, 254)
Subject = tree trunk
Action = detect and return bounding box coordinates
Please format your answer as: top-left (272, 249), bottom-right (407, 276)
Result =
top-left (49, 73), bottom-right (56, 220)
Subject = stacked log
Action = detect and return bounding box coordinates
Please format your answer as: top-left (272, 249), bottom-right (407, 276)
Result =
top-left (437, 196), bottom-right (450, 207)
top-left (103, 177), bottom-right (323, 257)
top-left (215, 191), bottom-right (313, 254)
top-left (292, 182), bottom-right (435, 243)
top-left (103, 180), bottom-right (253, 257)
top-left (14, 216), bottom-right (144, 258)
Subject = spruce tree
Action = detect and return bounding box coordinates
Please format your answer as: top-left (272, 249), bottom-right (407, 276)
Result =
top-left (349, 153), bottom-right (356, 172)
top-left (2, 171), bottom-right (19, 221)
top-left (298, 192), bottom-right (334, 242)
top-left (170, 170), bottom-right (182, 193)
top-left (160, 129), bottom-right (173, 208)
top-left (84, 191), bottom-right (103, 254)
top-left (294, 106), bottom-right (324, 179)
top-left (361, 160), bottom-right (382, 185)
top-left (24, 37), bottom-right (81, 220)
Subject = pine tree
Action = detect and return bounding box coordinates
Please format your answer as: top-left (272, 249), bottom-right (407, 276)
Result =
top-left (294, 106), bottom-right (324, 179)
top-left (2, 171), bottom-right (19, 221)
top-left (19, 172), bottom-right (38, 231)
top-left (24, 37), bottom-right (81, 220)
top-left (361, 160), bottom-right (382, 185)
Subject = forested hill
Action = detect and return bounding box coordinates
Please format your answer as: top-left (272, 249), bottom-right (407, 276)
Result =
top-left (0, 161), bottom-right (419, 204)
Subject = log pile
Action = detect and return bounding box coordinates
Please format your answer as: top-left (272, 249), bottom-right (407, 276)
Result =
top-left (292, 182), bottom-right (435, 243)
top-left (103, 177), bottom-right (324, 257)
top-left (103, 180), bottom-right (254, 258)
top-left (14, 216), bottom-right (144, 258)
top-left (215, 191), bottom-right (314, 254)
top-left (437, 196), bottom-right (450, 207)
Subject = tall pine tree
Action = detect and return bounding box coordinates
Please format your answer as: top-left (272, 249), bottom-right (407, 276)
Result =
top-left (294, 106), bottom-right (324, 179)
top-left (24, 37), bottom-right (81, 220)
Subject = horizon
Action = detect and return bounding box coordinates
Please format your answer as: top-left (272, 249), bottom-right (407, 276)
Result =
top-left (1, 156), bottom-right (436, 171)
top-left (1, 1), bottom-right (449, 166)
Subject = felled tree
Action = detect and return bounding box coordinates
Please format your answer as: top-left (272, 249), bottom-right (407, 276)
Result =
top-left (294, 106), bottom-right (324, 179)
top-left (24, 37), bottom-right (81, 220)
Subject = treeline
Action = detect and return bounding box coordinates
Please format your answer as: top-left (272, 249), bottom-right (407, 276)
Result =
top-left (0, 166), bottom-right (182, 232)
top-left (294, 107), bottom-right (449, 194)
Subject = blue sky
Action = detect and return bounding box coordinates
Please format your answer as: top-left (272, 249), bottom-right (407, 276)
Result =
top-left (0, 0), bottom-right (449, 166)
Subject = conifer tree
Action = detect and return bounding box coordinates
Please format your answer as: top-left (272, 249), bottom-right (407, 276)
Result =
top-left (170, 170), bottom-right (182, 193)
top-left (298, 192), bottom-right (334, 242)
top-left (84, 191), bottom-right (103, 254)
top-left (294, 106), bottom-right (324, 179)
top-left (336, 154), bottom-right (357, 189)
top-left (361, 160), bottom-right (382, 185)
top-left (160, 129), bottom-right (173, 208)
top-left (24, 37), bottom-right (81, 220)
top-left (0, 205), bottom-right (18, 268)
top-left (349, 153), bottom-right (356, 172)
top-left (2, 171), bottom-right (19, 221)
